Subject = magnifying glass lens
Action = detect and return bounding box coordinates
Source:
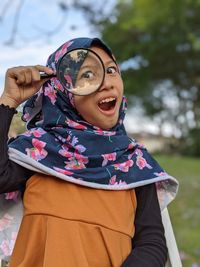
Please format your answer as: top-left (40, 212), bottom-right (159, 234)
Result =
top-left (57, 49), bottom-right (104, 95)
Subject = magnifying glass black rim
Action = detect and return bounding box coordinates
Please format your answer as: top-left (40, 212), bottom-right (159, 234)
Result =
top-left (56, 47), bottom-right (106, 96)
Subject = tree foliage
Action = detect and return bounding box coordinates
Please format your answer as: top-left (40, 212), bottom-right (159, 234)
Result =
top-left (0, 0), bottom-right (109, 45)
top-left (95, 0), bottom-right (200, 150)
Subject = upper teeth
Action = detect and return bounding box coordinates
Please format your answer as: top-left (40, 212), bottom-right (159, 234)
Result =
top-left (99, 97), bottom-right (116, 104)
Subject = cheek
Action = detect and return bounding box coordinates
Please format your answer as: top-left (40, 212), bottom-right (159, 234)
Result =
top-left (117, 76), bottom-right (124, 95)
top-left (74, 96), bottom-right (95, 118)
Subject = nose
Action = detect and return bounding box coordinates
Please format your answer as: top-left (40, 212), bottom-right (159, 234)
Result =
top-left (98, 73), bottom-right (114, 92)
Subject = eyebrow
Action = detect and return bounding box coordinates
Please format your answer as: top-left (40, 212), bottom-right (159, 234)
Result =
top-left (105, 59), bottom-right (116, 65)
top-left (79, 64), bottom-right (98, 71)
top-left (79, 58), bottom-right (117, 72)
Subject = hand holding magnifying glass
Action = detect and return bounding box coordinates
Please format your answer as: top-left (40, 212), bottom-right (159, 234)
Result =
top-left (40, 48), bottom-right (105, 96)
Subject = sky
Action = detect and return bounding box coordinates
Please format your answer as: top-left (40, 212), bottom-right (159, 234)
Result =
top-left (0, 0), bottom-right (96, 90)
top-left (0, 0), bottom-right (164, 136)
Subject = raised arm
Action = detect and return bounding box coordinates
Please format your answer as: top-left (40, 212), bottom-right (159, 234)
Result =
top-left (0, 65), bottom-right (53, 193)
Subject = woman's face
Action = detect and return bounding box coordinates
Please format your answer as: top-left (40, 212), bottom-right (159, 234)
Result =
top-left (73, 46), bottom-right (124, 130)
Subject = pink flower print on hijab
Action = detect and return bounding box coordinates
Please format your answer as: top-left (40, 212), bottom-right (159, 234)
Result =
top-left (64, 74), bottom-right (73, 89)
top-left (64, 153), bottom-right (89, 170)
top-left (58, 145), bottom-right (73, 158)
top-left (109, 175), bottom-right (117, 185)
top-left (74, 152), bottom-right (88, 162)
top-left (26, 138), bottom-right (48, 161)
top-left (44, 84), bottom-right (57, 105)
top-left (59, 139), bottom-right (86, 159)
top-left (23, 128), bottom-right (46, 138)
top-left (52, 77), bottom-right (63, 92)
top-left (68, 92), bottom-right (75, 107)
top-left (53, 167), bottom-right (74, 175)
top-left (154, 171), bottom-right (168, 177)
top-left (66, 119), bottom-right (87, 130)
top-left (113, 159), bottom-right (134, 173)
top-left (70, 136), bottom-right (86, 153)
top-left (136, 156), bottom-right (152, 170)
top-left (59, 134), bottom-right (89, 169)
top-left (55, 41), bottom-right (74, 62)
top-left (109, 175), bottom-right (127, 186)
top-left (74, 144), bottom-right (86, 153)
top-left (102, 152), bottom-right (117, 166)
top-left (134, 148), bottom-right (152, 170)
top-left (93, 126), bottom-right (116, 136)
top-left (4, 191), bottom-right (19, 201)
top-left (135, 148), bottom-right (144, 156)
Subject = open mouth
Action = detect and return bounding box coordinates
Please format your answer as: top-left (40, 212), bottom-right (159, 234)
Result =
top-left (98, 97), bottom-right (117, 113)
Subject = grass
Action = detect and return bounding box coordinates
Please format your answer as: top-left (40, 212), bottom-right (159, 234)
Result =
top-left (154, 154), bottom-right (200, 267)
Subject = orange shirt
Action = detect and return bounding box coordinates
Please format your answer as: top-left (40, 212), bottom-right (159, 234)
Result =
top-left (10, 174), bottom-right (137, 267)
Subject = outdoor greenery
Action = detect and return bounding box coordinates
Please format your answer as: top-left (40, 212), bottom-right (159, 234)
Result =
top-left (88, 0), bottom-right (200, 156)
top-left (155, 154), bottom-right (200, 267)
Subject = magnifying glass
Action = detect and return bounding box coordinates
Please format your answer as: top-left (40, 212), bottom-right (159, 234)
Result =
top-left (40, 48), bottom-right (105, 96)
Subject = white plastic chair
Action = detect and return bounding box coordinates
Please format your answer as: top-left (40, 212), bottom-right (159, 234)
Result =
top-left (162, 208), bottom-right (183, 267)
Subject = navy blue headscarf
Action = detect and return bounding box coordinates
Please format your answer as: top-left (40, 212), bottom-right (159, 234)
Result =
top-left (8, 37), bottom-right (178, 209)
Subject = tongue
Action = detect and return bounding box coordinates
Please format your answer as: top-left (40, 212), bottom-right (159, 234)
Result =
top-left (99, 102), bottom-right (113, 111)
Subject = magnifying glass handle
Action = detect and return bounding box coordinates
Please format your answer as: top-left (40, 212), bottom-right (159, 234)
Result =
top-left (40, 72), bottom-right (56, 79)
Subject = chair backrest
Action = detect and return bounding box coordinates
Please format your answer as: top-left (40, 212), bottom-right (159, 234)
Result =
top-left (162, 208), bottom-right (183, 267)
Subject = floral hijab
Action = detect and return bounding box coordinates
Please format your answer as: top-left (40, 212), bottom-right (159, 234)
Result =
top-left (0, 37), bottom-right (178, 260)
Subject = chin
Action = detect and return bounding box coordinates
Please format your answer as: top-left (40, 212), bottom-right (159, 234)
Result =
top-left (99, 119), bottom-right (118, 130)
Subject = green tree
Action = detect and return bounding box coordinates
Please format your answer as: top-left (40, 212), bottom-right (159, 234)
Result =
top-left (92, 0), bottom-right (200, 154)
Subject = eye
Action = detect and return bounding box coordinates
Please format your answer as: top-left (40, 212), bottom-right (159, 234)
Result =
top-left (107, 66), bottom-right (117, 74)
top-left (81, 70), bottom-right (94, 79)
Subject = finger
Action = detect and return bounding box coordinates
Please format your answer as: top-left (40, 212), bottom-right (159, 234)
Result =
top-left (6, 65), bottom-right (54, 87)
top-left (7, 66), bottom-right (30, 85)
top-left (34, 65), bottom-right (54, 75)
top-left (32, 68), bottom-right (53, 86)
top-left (6, 66), bottom-right (24, 80)
top-left (15, 70), bottom-right (26, 85)
top-left (16, 66), bottom-right (43, 85)
top-left (31, 67), bottom-right (41, 83)
top-left (24, 69), bottom-right (32, 84)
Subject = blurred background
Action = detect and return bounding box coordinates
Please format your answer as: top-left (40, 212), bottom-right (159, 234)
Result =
top-left (0, 0), bottom-right (199, 266)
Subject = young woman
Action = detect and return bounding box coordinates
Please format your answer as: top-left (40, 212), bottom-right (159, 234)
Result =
top-left (0, 37), bottom-right (178, 266)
